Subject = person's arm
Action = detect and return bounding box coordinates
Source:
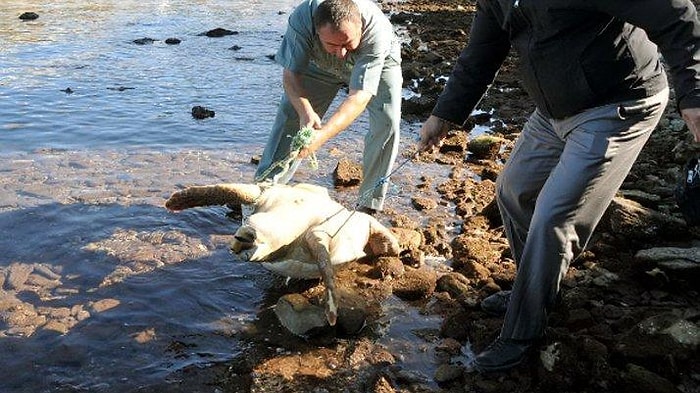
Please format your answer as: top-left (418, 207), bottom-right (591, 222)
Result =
top-left (282, 68), bottom-right (323, 129)
top-left (420, 1), bottom-right (510, 151)
top-left (299, 88), bottom-right (373, 156)
top-left (418, 115), bottom-right (456, 151)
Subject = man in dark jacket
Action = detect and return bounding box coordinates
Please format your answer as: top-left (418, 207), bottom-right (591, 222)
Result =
top-left (418, 0), bottom-right (700, 372)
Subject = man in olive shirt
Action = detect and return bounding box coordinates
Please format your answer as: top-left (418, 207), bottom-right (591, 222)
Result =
top-left (256, 0), bottom-right (402, 214)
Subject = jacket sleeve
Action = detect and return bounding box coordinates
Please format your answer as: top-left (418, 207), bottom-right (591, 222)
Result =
top-left (432, 2), bottom-right (511, 125)
top-left (591, 0), bottom-right (700, 110)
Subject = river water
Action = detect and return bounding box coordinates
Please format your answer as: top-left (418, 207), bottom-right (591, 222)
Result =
top-left (0, 1), bottom-right (448, 392)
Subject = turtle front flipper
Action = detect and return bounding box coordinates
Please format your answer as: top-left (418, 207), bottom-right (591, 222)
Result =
top-left (304, 228), bottom-right (338, 326)
top-left (165, 183), bottom-right (262, 211)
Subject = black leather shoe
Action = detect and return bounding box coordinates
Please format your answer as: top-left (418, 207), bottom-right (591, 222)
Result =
top-left (474, 337), bottom-right (534, 372)
top-left (480, 290), bottom-right (511, 316)
top-left (357, 206), bottom-right (377, 216)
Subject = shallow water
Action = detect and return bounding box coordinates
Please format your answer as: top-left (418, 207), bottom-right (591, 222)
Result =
top-left (0, 0), bottom-right (299, 152)
top-left (0, 1), bottom-right (453, 391)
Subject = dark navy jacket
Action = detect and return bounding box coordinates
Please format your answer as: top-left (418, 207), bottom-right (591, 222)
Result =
top-left (433, 0), bottom-right (700, 122)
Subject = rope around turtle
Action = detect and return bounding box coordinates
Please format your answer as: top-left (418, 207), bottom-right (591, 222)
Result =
top-left (326, 153), bottom-right (415, 239)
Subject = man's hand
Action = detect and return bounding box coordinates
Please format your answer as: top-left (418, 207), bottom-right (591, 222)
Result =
top-left (681, 107), bottom-right (700, 143)
top-left (418, 115), bottom-right (454, 151)
top-left (300, 111), bottom-right (323, 131)
top-left (298, 89), bottom-right (372, 158)
top-left (298, 128), bottom-right (326, 158)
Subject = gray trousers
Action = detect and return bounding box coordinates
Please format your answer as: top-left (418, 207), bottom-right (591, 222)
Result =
top-left (255, 63), bottom-right (402, 210)
top-left (496, 88), bottom-right (669, 340)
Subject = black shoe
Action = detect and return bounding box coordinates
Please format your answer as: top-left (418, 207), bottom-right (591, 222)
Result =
top-left (474, 337), bottom-right (535, 372)
top-left (480, 290), bottom-right (511, 316)
top-left (357, 206), bottom-right (377, 216)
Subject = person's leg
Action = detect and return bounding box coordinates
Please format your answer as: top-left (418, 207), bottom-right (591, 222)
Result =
top-left (477, 88), bottom-right (669, 371)
top-left (359, 65), bottom-right (402, 211)
top-left (496, 109), bottom-right (564, 265)
top-left (255, 65), bottom-right (343, 182)
top-left (479, 109), bottom-right (563, 315)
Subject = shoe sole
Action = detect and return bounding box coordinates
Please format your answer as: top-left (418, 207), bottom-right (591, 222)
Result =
top-left (473, 355), bottom-right (526, 373)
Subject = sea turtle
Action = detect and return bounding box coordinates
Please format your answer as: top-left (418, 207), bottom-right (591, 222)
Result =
top-left (165, 182), bottom-right (401, 326)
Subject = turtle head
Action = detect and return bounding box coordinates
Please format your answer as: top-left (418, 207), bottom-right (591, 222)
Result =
top-left (230, 225), bottom-right (275, 262)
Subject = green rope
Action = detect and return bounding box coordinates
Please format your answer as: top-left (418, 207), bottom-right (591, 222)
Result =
top-left (290, 126), bottom-right (318, 170)
top-left (255, 127), bottom-right (318, 183)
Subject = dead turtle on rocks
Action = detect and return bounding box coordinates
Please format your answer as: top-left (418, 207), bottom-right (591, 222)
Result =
top-left (165, 182), bottom-right (401, 332)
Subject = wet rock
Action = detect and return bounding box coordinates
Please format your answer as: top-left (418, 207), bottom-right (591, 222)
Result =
top-left (191, 105), bottom-right (215, 119)
top-left (402, 95), bottom-right (436, 116)
top-left (615, 313), bottom-right (699, 374)
top-left (132, 37), bottom-right (156, 45)
top-left (5, 263), bottom-right (33, 290)
top-left (411, 196), bottom-right (438, 211)
top-left (619, 189), bottom-right (662, 207)
top-left (402, 61), bottom-right (422, 81)
top-left (164, 37), bottom-right (181, 45)
top-left (107, 86), bottom-right (135, 91)
top-left (439, 130), bottom-right (468, 154)
top-left (620, 363), bottom-right (680, 393)
top-left (370, 256), bottom-right (405, 279)
top-left (467, 135), bottom-right (504, 161)
top-left (436, 272), bottom-right (471, 299)
top-left (435, 337), bottom-right (463, 360)
top-left (273, 293), bottom-right (327, 336)
top-left (229, 45), bottom-right (242, 51)
top-left (392, 266), bottom-right (437, 301)
top-left (201, 28), bottom-right (238, 37)
top-left (566, 308), bottom-right (595, 331)
top-left (333, 158), bottom-right (362, 187)
top-left (88, 298), bottom-right (120, 313)
top-left (600, 197), bottom-right (687, 243)
top-left (19, 12), bottom-right (39, 20)
top-left (336, 306), bottom-right (366, 335)
top-left (439, 312), bottom-right (473, 342)
top-left (1, 302), bottom-right (45, 336)
top-left (433, 363), bottom-right (463, 383)
top-left (390, 227), bottom-right (423, 251)
top-left (451, 234), bottom-right (501, 267)
top-left (635, 246), bottom-right (700, 272)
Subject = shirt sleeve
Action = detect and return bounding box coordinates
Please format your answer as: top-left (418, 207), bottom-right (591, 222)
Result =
top-left (347, 14), bottom-right (396, 96)
top-left (275, 5), bottom-right (314, 73)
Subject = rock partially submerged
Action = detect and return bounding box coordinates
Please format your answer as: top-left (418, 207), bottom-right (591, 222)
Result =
top-left (200, 28), bottom-right (238, 37)
top-left (19, 12), bottom-right (39, 21)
